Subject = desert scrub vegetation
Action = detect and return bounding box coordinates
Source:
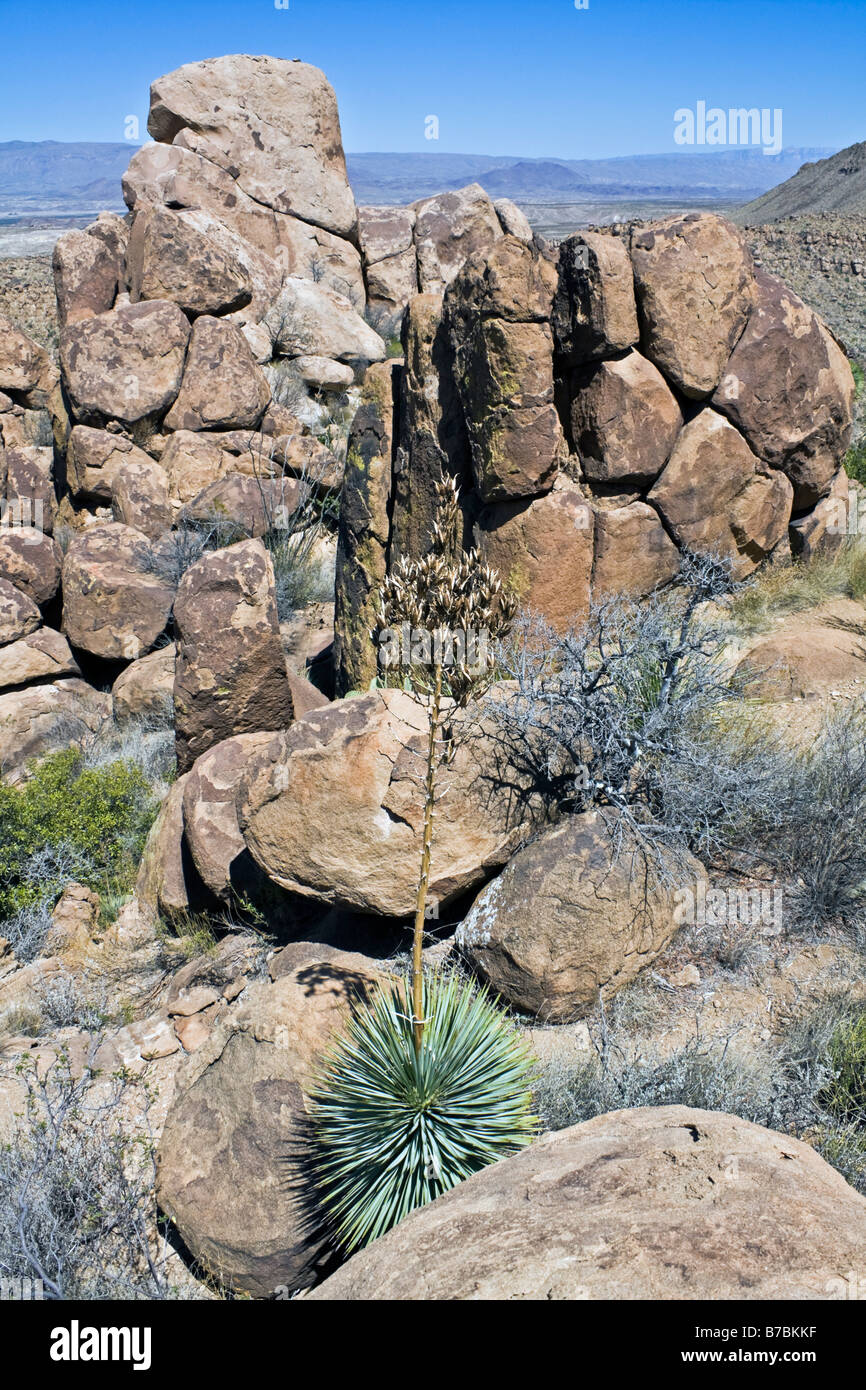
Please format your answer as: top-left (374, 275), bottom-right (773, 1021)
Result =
top-left (0, 1048), bottom-right (190, 1299)
top-left (534, 994), bottom-right (866, 1194)
top-left (726, 537), bottom-right (866, 634)
top-left (487, 552), bottom-right (866, 938)
top-left (0, 747), bottom-right (159, 960)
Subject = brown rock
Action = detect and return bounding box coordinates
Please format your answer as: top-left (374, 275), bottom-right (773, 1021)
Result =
top-left (148, 55), bottom-right (358, 237)
top-left (413, 184), bottom-right (503, 296)
top-left (648, 408), bottom-right (793, 579)
top-left (155, 945), bottom-right (384, 1297)
top-left (164, 316), bottom-right (271, 433)
top-left (112, 644), bottom-right (176, 725)
top-left (0, 628), bottom-right (80, 692)
top-left (274, 214), bottom-right (365, 309)
top-left (182, 732), bottom-right (276, 901)
top-left (309, 1106), bottom-right (866, 1300)
top-left (182, 474), bottom-right (305, 539)
top-left (0, 680), bottom-right (110, 783)
top-left (0, 315), bottom-right (55, 398)
top-left (553, 231), bottom-right (640, 364)
top-left (60, 300), bottom-right (190, 425)
top-left (52, 225), bottom-right (122, 329)
top-left (44, 883), bottom-right (101, 956)
top-left (458, 811), bottom-right (697, 1021)
top-left (173, 538), bottom-right (294, 774)
top-left (570, 349), bottom-right (684, 484)
top-left (66, 425), bottom-right (155, 502)
top-left (127, 205), bottom-right (253, 318)
top-left (266, 277), bottom-right (386, 364)
top-left (358, 205), bottom-right (419, 320)
top-left (476, 483), bottom-right (594, 631)
top-left (630, 212), bottom-right (755, 398)
top-left (0, 528), bottom-right (62, 606)
top-left (789, 469), bottom-right (850, 562)
top-left (61, 523), bottom-right (175, 660)
top-left (136, 773), bottom-right (194, 916)
top-left (3, 445), bottom-right (56, 533)
top-left (238, 688), bottom-right (547, 918)
top-left (110, 457), bottom-right (172, 539)
top-left (712, 269), bottom-right (855, 508)
top-left (735, 599), bottom-right (866, 699)
top-left (591, 499), bottom-right (680, 599)
top-left (0, 578), bottom-right (40, 646)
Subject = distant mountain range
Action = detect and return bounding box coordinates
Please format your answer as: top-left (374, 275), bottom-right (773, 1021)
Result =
top-left (735, 141), bottom-right (866, 224)
top-left (0, 140), bottom-right (837, 219)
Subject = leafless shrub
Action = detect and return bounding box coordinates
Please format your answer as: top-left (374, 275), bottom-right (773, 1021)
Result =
top-left (35, 970), bottom-right (111, 1033)
top-left (0, 1048), bottom-right (191, 1299)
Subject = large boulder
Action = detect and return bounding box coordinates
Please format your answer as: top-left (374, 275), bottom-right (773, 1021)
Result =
top-left (630, 212), bottom-right (755, 399)
top-left (52, 221), bottom-right (124, 329)
top-left (457, 812), bottom-right (698, 1022)
top-left (309, 1105), bottom-right (866, 1300)
top-left (147, 55), bottom-right (358, 237)
top-left (712, 269), bottom-right (855, 508)
top-left (413, 184), bottom-right (503, 296)
top-left (111, 643), bottom-right (176, 724)
top-left (59, 300), bottom-right (190, 425)
top-left (569, 349), bottom-right (684, 484)
top-left (591, 499), bottom-right (680, 599)
top-left (333, 363), bottom-right (396, 697)
top-left (648, 408), bottom-right (794, 578)
top-left (155, 945), bottom-right (384, 1297)
top-left (0, 315), bottom-right (55, 399)
top-left (110, 457), bottom-right (172, 539)
top-left (448, 238), bottom-right (563, 501)
top-left (239, 687), bottom-right (548, 918)
top-left (61, 523), bottom-right (175, 661)
top-left (266, 277), bottom-right (385, 364)
top-left (3, 445), bottom-right (56, 534)
top-left (358, 206), bottom-right (419, 323)
top-left (136, 772), bottom-right (197, 916)
top-left (173, 538), bottom-right (294, 774)
top-left (126, 205), bottom-right (253, 318)
top-left (182, 732), bottom-right (276, 901)
top-left (0, 528), bottom-right (62, 606)
top-left (476, 482), bottom-right (594, 631)
top-left (553, 231), bottom-right (639, 365)
top-left (164, 316), bottom-right (271, 433)
top-left (0, 680), bottom-right (110, 783)
top-left (0, 629), bottom-right (79, 693)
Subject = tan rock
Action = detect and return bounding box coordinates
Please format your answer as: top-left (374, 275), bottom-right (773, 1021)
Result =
top-left (592, 499), bottom-right (680, 599)
top-left (476, 483), bottom-right (595, 631)
top-left (0, 315), bottom-right (55, 398)
top-left (789, 469), bottom-right (850, 562)
top-left (0, 577), bottom-right (40, 646)
top-left (0, 628), bottom-right (80, 692)
top-left (735, 599), bottom-right (866, 699)
top-left (155, 945), bottom-right (385, 1297)
top-left (52, 225), bottom-right (122, 329)
top-left (62, 523), bottom-right (175, 661)
top-left (457, 812), bottom-right (698, 1022)
top-left (712, 269), bottom-right (855, 508)
top-left (182, 732), bottom-right (276, 901)
top-left (66, 425), bottom-right (155, 502)
top-left (630, 212), bottom-right (755, 398)
top-left (0, 528), bottom-right (62, 606)
top-left (136, 773), bottom-right (194, 915)
top-left (110, 457), bottom-right (172, 539)
top-left (148, 55), bottom-right (358, 237)
top-left (570, 349), bottom-right (684, 484)
top-left (358, 205), bottom-right (418, 319)
top-left (3, 445), bottom-right (56, 533)
top-left (648, 408), bottom-right (793, 579)
top-left (309, 1105), bottom-right (866, 1300)
top-left (182, 473), bottom-right (305, 539)
top-left (493, 198), bottom-right (535, 243)
top-left (274, 214), bottom-right (365, 309)
top-left (112, 644), bottom-right (176, 725)
top-left (44, 883), bottom-right (101, 956)
top-left (60, 300), bottom-right (190, 425)
top-left (267, 277), bottom-right (385, 364)
top-left (127, 204), bottom-right (253, 318)
top-left (164, 316), bottom-right (271, 433)
top-left (290, 355), bottom-right (354, 392)
top-left (173, 539), bottom-right (294, 773)
top-left (239, 688), bottom-right (548, 918)
top-left (413, 184), bottom-right (504, 296)
top-left (0, 680), bottom-right (110, 783)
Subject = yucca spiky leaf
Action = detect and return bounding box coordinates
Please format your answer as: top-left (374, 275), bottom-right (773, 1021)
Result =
top-left (308, 974), bottom-right (538, 1252)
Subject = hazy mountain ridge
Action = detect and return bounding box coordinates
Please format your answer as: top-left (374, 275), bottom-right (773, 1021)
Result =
top-left (735, 140), bottom-right (866, 224)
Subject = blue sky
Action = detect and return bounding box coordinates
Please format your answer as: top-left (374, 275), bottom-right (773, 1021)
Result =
top-left (0, 0), bottom-right (863, 157)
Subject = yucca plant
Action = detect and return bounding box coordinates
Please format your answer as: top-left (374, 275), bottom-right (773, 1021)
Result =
top-left (308, 973), bottom-right (537, 1252)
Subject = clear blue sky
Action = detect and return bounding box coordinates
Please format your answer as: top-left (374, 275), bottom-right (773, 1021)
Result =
top-left (0, 0), bottom-right (863, 157)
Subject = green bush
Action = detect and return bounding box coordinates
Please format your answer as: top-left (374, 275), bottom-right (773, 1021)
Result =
top-left (0, 748), bottom-right (157, 919)
top-left (308, 974), bottom-right (537, 1253)
top-left (822, 1011), bottom-right (866, 1123)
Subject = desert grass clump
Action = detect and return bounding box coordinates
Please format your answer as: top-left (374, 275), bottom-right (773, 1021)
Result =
top-left (308, 974), bottom-right (537, 1252)
top-left (727, 537), bottom-right (866, 634)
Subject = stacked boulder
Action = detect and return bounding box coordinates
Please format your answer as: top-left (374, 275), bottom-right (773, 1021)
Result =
top-left (335, 211), bottom-right (855, 693)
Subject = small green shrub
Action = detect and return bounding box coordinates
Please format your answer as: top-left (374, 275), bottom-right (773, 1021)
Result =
top-left (308, 974), bottom-right (537, 1252)
top-left (822, 1011), bottom-right (866, 1123)
top-left (0, 748), bottom-right (158, 922)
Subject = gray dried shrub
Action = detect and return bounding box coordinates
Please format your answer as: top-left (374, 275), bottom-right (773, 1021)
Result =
top-left (0, 1049), bottom-right (189, 1299)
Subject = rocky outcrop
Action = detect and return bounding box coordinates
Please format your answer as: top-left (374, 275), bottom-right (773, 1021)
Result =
top-left (61, 524), bottom-right (175, 661)
top-left (164, 316), bottom-right (271, 433)
top-left (60, 300), bottom-right (190, 426)
top-left (173, 539), bottom-right (294, 773)
top-left (309, 1106), bottom-right (866, 1300)
top-left (457, 812), bottom-right (700, 1022)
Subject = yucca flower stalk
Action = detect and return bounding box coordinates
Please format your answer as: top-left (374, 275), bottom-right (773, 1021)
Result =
top-left (308, 973), bottom-right (537, 1252)
top-left (375, 475), bottom-right (516, 1055)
